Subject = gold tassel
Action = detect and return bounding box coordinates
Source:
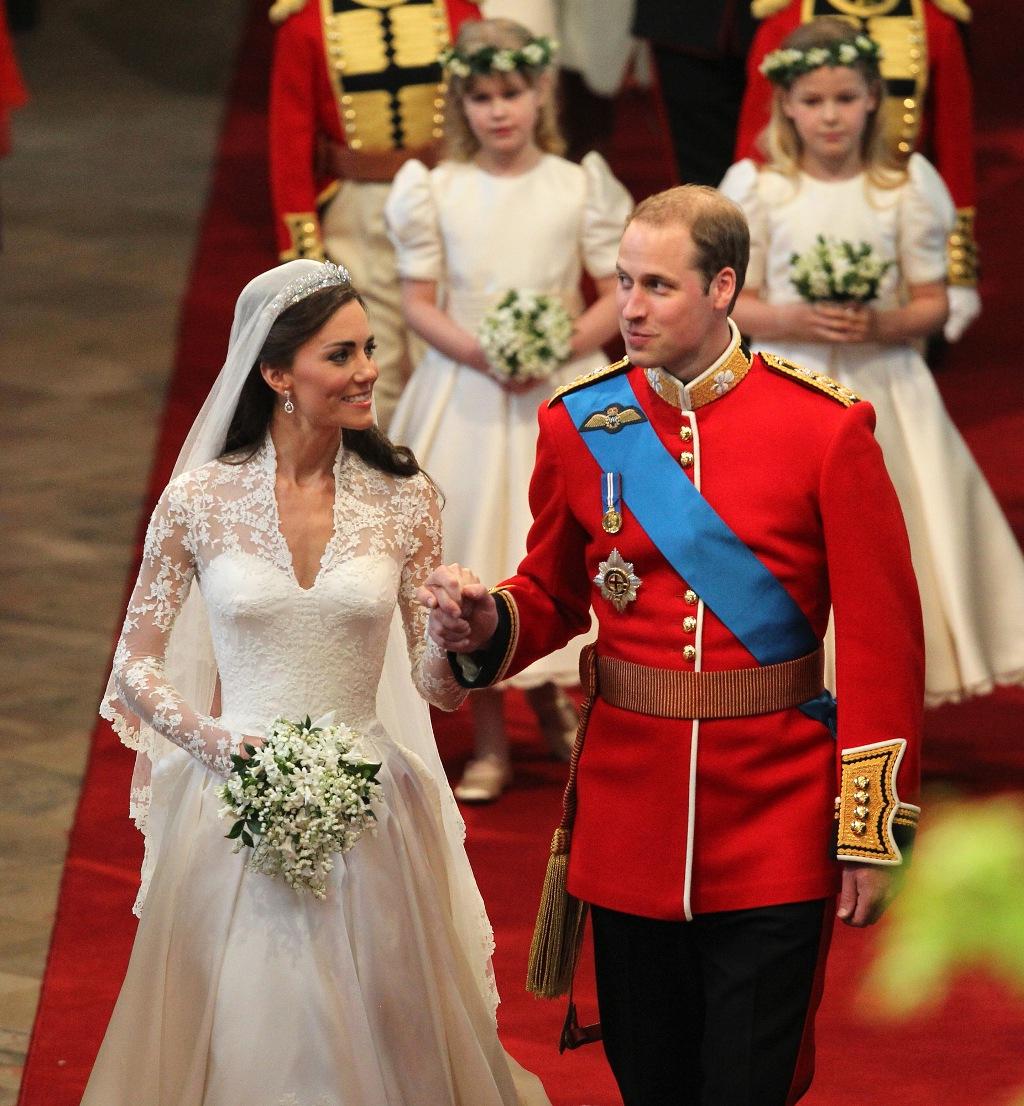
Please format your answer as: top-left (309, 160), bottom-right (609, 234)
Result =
top-left (526, 829), bottom-right (587, 998)
top-left (525, 645), bottom-right (598, 999)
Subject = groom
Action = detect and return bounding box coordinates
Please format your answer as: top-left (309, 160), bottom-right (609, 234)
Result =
top-left (419, 185), bottom-right (924, 1106)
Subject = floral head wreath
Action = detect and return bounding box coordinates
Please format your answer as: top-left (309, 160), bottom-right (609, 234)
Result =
top-left (760, 34), bottom-right (882, 85)
top-left (439, 35), bottom-right (557, 80)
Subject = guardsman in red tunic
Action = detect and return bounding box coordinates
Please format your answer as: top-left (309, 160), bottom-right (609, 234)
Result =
top-left (420, 185), bottom-right (924, 1105)
top-left (735, 0), bottom-right (980, 341)
top-left (267, 0), bottom-right (482, 426)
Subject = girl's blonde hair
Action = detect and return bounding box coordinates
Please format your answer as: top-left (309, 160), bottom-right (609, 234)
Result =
top-left (766, 17), bottom-right (904, 190)
top-left (442, 19), bottom-right (565, 162)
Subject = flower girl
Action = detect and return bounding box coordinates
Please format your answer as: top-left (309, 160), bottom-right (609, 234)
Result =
top-left (386, 19), bottom-right (633, 801)
top-left (720, 18), bottom-right (1024, 705)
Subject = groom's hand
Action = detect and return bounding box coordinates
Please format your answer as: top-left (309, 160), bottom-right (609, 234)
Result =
top-left (417, 564), bottom-right (499, 653)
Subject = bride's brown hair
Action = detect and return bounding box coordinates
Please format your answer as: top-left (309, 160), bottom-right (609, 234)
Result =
top-left (221, 284), bottom-right (421, 477)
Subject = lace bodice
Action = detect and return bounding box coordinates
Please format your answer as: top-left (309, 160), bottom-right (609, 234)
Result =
top-left (105, 438), bottom-right (464, 776)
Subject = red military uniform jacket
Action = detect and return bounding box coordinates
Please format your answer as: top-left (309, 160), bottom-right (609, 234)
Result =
top-left (269, 0), bottom-right (481, 259)
top-left (735, 0), bottom-right (977, 285)
top-left (462, 333), bottom-right (924, 920)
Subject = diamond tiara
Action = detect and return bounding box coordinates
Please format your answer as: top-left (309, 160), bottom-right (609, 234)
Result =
top-left (270, 261), bottom-right (353, 314)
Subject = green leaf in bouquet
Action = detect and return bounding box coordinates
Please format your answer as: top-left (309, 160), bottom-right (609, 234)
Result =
top-left (226, 820), bottom-right (244, 840)
top-left (356, 762), bottom-right (382, 782)
top-left (247, 817), bottom-right (263, 835)
top-left (230, 753), bottom-right (249, 773)
top-left (240, 829), bottom-right (254, 848)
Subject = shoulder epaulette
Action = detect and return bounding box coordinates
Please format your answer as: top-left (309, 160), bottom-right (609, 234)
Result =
top-left (547, 356), bottom-right (631, 407)
top-left (269, 0), bottom-right (309, 24)
top-left (760, 352), bottom-right (861, 407)
top-left (751, 0), bottom-right (793, 18)
top-left (931, 0), bottom-right (971, 22)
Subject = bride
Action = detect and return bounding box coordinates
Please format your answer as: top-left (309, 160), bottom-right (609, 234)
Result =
top-left (82, 260), bottom-right (550, 1106)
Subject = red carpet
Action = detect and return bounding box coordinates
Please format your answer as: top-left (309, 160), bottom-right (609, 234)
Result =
top-left (17, 2), bottom-right (1024, 1103)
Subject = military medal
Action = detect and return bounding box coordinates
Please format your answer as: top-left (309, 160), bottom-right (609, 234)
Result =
top-left (593, 548), bottom-right (641, 613)
top-left (601, 471), bottom-right (622, 534)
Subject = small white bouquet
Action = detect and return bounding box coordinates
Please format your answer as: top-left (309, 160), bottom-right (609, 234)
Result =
top-left (477, 290), bottom-right (574, 384)
top-left (218, 715), bottom-right (383, 900)
top-left (789, 235), bottom-right (893, 304)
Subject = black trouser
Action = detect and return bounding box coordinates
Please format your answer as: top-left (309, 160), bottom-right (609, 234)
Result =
top-left (652, 47), bottom-right (749, 187)
top-left (591, 899), bottom-right (830, 1106)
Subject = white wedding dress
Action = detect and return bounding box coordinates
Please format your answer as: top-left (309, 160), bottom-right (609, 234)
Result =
top-left (721, 155), bottom-right (1024, 704)
top-left (83, 438), bottom-right (549, 1106)
top-left (385, 152), bottom-right (633, 688)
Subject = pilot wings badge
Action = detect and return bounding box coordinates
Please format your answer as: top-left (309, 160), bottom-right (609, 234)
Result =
top-left (579, 403), bottom-right (648, 435)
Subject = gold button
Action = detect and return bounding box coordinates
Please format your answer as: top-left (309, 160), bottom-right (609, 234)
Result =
top-left (341, 94), bottom-right (353, 105)
top-left (853, 789), bottom-right (869, 804)
top-left (432, 127), bottom-right (444, 138)
top-left (904, 98), bottom-right (916, 109)
top-left (851, 820), bottom-right (867, 836)
top-left (903, 112), bottom-right (916, 124)
top-left (684, 589), bottom-right (698, 605)
top-left (679, 451), bottom-right (694, 468)
top-left (683, 645), bottom-right (697, 662)
top-left (854, 805), bottom-right (869, 819)
top-left (301, 221), bottom-right (315, 233)
top-left (683, 616), bottom-right (697, 633)
top-left (898, 141), bottom-right (911, 154)
top-left (679, 426), bottom-right (693, 442)
top-left (350, 138), bottom-right (363, 150)
top-left (854, 775), bottom-right (870, 789)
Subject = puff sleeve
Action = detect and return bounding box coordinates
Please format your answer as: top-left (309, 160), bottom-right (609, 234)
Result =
top-left (385, 159), bottom-right (444, 282)
top-left (580, 151), bottom-right (634, 279)
top-left (718, 158), bottom-right (767, 290)
top-left (898, 153), bottom-right (956, 287)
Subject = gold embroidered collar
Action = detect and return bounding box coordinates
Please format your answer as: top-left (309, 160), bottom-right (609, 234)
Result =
top-left (643, 319), bottom-right (753, 412)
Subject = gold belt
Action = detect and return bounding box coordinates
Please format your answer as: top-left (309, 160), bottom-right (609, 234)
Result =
top-left (596, 648), bottom-right (825, 720)
top-left (317, 137), bottom-right (439, 183)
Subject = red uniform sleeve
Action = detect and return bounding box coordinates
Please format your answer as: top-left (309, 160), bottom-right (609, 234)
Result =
top-left (733, 9), bottom-right (797, 164)
top-left (820, 401), bottom-right (924, 861)
top-left (493, 402), bottom-right (596, 678)
top-left (269, 12), bottom-right (324, 258)
top-left (922, 6), bottom-right (976, 210)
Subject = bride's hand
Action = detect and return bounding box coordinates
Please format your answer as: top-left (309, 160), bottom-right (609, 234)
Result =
top-left (417, 563), bottom-right (498, 652)
top-left (235, 735), bottom-right (264, 759)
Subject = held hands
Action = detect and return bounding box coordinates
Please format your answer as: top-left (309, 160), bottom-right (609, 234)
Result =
top-left (837, 862), bottom-right (898, 927)
top-left (416, 563), bottom-right (498, 653)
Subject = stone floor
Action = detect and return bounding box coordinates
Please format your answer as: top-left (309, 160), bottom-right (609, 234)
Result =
top-left (0, 2), bottom-right (245, 1099)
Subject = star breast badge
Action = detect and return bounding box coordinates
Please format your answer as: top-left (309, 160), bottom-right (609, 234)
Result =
top-left (593, 548), bottom-right (641, 612)
top-left (579, 404), bottom-right (648, 434)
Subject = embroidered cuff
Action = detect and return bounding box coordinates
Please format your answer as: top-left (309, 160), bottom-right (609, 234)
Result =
top-left (948, 208), bottom-right (978, 287)
top-left (280, 212), bottom-right (325, 262)
top-left (447, 589), bottom-right (518, 688)
top-left (834, 739), bottom-right (919, 865)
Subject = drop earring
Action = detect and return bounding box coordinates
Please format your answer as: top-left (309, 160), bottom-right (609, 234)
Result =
top-left (283, 390), bottom-right (295, 414)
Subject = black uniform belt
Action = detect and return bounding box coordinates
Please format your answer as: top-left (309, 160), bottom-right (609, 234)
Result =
top-left (596, 648), bottom-right (825, 720)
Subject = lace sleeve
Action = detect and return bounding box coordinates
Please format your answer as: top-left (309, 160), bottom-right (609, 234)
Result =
top-left (108, 480), bottom-right (237, 776)
top-left (398, 476), bottom-right (468, 712)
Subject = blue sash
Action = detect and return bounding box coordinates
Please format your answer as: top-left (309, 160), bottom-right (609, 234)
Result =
top-left (562, 372), bottom-right (835, 728)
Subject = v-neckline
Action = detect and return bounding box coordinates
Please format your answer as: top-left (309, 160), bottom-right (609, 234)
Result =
top-left (261, 436), bottom-right (344, 592)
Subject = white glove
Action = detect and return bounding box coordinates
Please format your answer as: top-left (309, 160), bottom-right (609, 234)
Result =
top-left (944, 285), bottom-right (981, 342)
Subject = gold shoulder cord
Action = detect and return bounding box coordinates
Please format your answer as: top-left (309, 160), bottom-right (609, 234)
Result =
top-left (548, 357), bottom-right (631, 408)
top-left (760, 352), bottom-right (861, 406)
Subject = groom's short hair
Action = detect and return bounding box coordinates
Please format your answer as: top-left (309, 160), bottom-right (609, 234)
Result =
top-left (628, 185), bottom-right (749, 308)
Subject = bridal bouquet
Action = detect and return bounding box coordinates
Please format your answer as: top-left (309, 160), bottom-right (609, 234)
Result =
top-left (789, 235), bottom-right (893, 304)
top-left (218, 715), bottom-right (383, 900)
top-left (478, 290), bottom-right (574, 384)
